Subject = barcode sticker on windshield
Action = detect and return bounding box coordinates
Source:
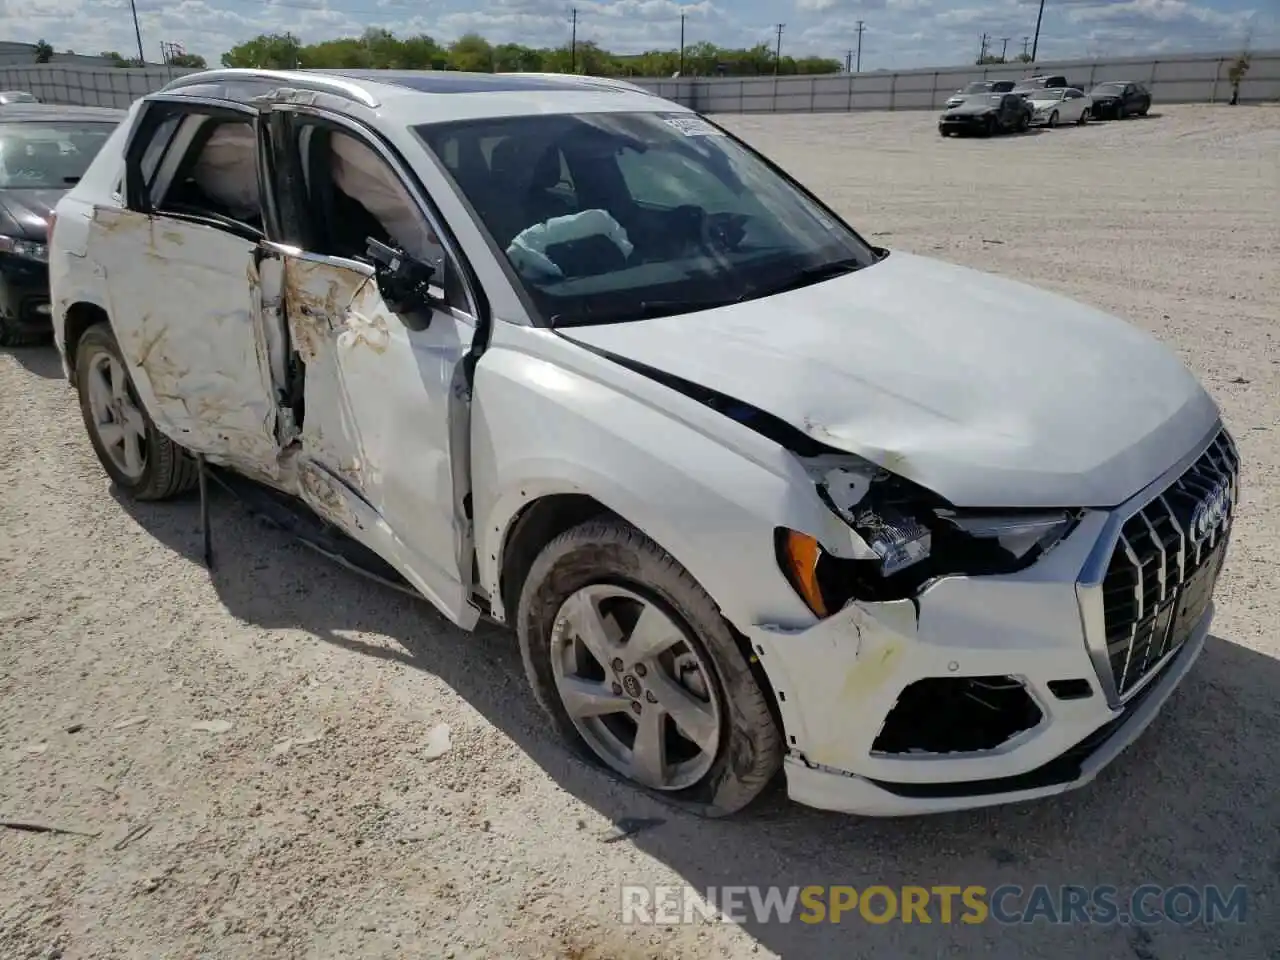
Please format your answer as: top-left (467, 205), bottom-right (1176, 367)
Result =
top-left (662, 115), bottom-right (724, 137)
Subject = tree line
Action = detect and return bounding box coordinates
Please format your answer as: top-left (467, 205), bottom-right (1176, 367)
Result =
top-left (218, 28), bottom-right (842, 76)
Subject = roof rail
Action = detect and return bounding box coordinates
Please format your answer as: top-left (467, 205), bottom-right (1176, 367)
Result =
top-left (497, 72), bottom-right (661, 96)
top-left (160, 68), bottom-right (381, 108)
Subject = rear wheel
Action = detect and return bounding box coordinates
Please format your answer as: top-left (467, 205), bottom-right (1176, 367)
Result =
top-left (75, 324), bottom-right (198, 501)
top-left (517, 519), bottom-right (783, 817)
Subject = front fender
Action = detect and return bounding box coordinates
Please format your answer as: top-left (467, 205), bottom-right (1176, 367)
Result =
top-left (470, 323), bottom-right (846, 630)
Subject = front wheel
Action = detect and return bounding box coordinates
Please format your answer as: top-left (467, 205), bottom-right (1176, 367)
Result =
top-left (984, 116), bottom-right (997, 137)
top-left (75, 324), bottom-right (198, 501)
top-left (1077, 108), bottom-right (1090, 125)
top-left (517, 519), bottom-right (783, 817)
top-left (1048, 111), bottom-right (1059, 128)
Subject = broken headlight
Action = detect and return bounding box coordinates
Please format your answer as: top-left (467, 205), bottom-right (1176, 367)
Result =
top-left (777, 464), bottom-right (1080, 614)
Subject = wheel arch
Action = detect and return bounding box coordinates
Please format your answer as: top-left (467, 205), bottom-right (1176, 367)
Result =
top-left (61, 300), bottom-right (111, 378)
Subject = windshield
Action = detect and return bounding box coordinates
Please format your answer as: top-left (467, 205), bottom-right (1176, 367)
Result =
top-left (961, 82), bottom-right (991, 94)
top-left (0, 121), bottom-right (116, 189)
top-left (1030, 88), bottom-right (1064, 100)
top-left (415, 111), bottom-right (877, 326)
top-left (1091, 83), bottom-right (1124, 95)
top-left (1, 92), bottom-right (38, 103)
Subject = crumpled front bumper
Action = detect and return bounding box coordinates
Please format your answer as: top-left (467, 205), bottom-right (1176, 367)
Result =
top-left (735, 425), bottom-right (1230, 817)
top-left (776, 608), bottom-right (1209, 816)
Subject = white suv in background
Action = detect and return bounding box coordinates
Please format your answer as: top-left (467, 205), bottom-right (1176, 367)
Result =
top-left (49, 68), bottom-right (1238, 817)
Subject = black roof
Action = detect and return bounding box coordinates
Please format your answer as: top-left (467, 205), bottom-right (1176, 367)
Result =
top-left (0, 103), bottom-right (126, 122)
top-left (314, 69), bottom-right (628, 95)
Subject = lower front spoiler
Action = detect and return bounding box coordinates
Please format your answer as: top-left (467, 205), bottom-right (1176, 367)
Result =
top-left (783, 608), bottom-right (1211, 817)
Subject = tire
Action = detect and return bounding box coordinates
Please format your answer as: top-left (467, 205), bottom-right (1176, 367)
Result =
top-left (517, 519), bottom-right (783, 817)
top-left (1018, 113), bottom-right (1030, 132)
top-left (1077, 108), bottom-right (1090, 125)
top-left (0, 316), bottom-right (49, 347)
top-left (74, 323), bottom-right (198, 501)
top-left (1048, 111), bottom-right (1059, 128)
top-left (984, 116), bottom-right (997, 137)
top-left (1116, 104), bottom-right (1127, 120)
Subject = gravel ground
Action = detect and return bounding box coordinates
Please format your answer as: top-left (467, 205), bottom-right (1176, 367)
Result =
top-left (2, 103), bottom-right (1278, 960)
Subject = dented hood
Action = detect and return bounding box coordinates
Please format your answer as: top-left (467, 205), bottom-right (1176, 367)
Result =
top-left (559, 251), bottom-right (1220, 508)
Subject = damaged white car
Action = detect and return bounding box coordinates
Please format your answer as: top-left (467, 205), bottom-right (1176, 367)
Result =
top-left (50, 68), bottom-right (1238, 817)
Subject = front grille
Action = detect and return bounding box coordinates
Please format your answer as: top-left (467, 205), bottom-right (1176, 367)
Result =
top-left (1101, 428), bottom-right (1239, 697)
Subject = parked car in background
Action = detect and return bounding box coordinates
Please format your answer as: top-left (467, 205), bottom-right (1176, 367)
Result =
top-left (51, 67), bottom-right (1239, 820)
top-left (939, 92), bottom-right (1029, 136)
top-left (0, 104), bottom-right (124, 345)
top-left (944, 80), bottom-right (1015, 108)
top-left (1024, 87), bottom-right (1092, 126)
top-left (1089, 82), bottom-right (1151, 119)
top-left (1020, 75), bottom-right (1068, 89)
top-left (0, 91), bottom-right (40, 105)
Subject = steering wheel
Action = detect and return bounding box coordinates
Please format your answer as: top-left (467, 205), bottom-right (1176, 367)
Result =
top-left (703, 212), bottom-right (750, 253)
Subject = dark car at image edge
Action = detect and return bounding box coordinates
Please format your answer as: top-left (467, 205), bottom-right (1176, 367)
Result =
top-left (1089, 81), bottom-right (1152, 119)
top-left (0, 104), bottom-right (124, 346)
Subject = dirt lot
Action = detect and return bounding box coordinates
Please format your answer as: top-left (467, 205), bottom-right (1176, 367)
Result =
top-left (2, 103), bottom-right (1278, 960)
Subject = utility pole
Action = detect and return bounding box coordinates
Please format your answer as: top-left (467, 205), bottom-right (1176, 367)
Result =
top-left (845, 50), bottom-right (852, 74)
top-left (855, 20), bottom-right (865, 72)
top-left (979, 33), bottom-right (989, 62)
top-left (1022, 37), bottom-right (1031, 59)
top-left (773, 23), bottom-right (784, 76)
top-left (1031, 0), bottom-right (1046, 62)
top-left (128, 0), bottom-right (145, 64)
top-left (678, 13), bottom-right (685, 76)
top-left (570, 7), bottom-right (578, 73)
top-left (999, 37), bottom-right (1009, 60)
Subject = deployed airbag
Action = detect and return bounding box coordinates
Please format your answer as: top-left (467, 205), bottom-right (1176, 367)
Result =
top-left (506, 209), bottom-right (634, 278)
top-left (189, 122), bottom-right (260, 221)
top-left (330, 131), bottom-right (443, 267)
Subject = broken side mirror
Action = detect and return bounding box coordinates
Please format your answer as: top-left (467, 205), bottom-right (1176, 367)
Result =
top-left (365, 237), bottom-right (437, 332)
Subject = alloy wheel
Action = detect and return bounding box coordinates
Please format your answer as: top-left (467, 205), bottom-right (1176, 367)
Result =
top-left (86, 350), bottom-right (147, 480)
top-left (549, 584), bottom-right (723, 791)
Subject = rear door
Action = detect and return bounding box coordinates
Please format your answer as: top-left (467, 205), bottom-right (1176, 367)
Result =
top-left (89, 95), bottom-right (291, 475)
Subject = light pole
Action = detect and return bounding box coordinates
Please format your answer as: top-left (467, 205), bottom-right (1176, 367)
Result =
top-left (128, 0), bottom-right (145, 63)
top-left (1031, 0), bottom-right (1046, 62)
top-left (678, 13), bottom-right (685, 76)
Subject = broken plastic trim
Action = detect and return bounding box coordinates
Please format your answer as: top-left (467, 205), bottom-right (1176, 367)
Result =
top-left (870, 676), bottom-right (1044, 756)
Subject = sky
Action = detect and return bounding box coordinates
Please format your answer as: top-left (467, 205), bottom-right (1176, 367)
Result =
top-left (7, 0), bottom-right (1278, 70)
